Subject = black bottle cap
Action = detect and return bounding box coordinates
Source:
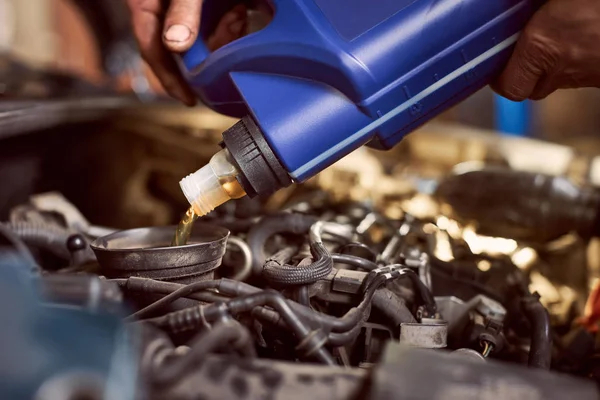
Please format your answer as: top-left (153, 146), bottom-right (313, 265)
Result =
top-left (221, 116), bottom-right (292, 197)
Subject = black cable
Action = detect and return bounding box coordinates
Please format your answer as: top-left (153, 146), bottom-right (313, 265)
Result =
top-left (337, 243), bottom-right (378, 262)
top-left (248, 286), bottom-right (414, 344)
top-left (218, 278), bottom-right (382, 333)
top-left (227, 291), bottom-right (335, 365)
top-left (116, 277), bottom-right (233, 305)
top-left (117, 277), bottom-right (185, 294)
top-left (262, 246), bottom-right (297, 284)
top-left (361, 265), bottom-right (436, 318)
top-left (252, 283), bottom-right (416, 336)
top-left (263, 241), bottom-right (333, 286)
top-left (131, 274), bottom-right (406, 360)
top-left (371, 288), bottom-right (417, 325)
top-left (296, 285), bottom-right (310, 307)
top-left (397, 267), bottom-right (437, 317)
top-left (522, 295), bottom-right (552, 370)
top-left (331, 253), bottom-right (378, 271)
top-left (132, 274), bottom-right (391, 340)
top-left (152, 321), bottom-right (256, 385)
top-left (4, 222), bottom-right (72, 260)
top-left (150, 290), bottom-right (336, 365)
top-left (222, 274), bottom-right (412, 333)
top-left (328, 321), bottom-right (364, 346)
top-left (123, 270), bottom-right (413, 341)
top-left (300, 274), bottom-right (388, 333)
top-left (125, 280), bottom-right (221, 320)
top-left (327, 299), bottom-right (373, 346)
top-left (0, 224), bottom-right (39, 272)
top-left (247, 213), bottom-right (318, 275)
top-left (293, 257), bottom-right (313, 306)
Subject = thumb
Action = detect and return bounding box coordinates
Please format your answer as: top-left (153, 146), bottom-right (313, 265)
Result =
top-left (163, 0), bottom-right (204, 53)
top-left (491, 32), bottom-right (545, 102)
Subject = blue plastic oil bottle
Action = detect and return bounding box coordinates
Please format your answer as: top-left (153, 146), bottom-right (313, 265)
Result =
top-left (178, 0), bottom-right (544, 216)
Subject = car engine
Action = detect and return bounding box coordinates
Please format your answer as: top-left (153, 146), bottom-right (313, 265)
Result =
top-left (2, 81), bottom-right (600, 398)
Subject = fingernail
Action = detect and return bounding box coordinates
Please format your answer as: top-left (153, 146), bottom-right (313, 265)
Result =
top-left (165, 24), bottom-right (191, 42)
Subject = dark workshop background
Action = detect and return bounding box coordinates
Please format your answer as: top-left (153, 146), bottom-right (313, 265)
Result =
top-left (3, 0), bottom-right (600, 148)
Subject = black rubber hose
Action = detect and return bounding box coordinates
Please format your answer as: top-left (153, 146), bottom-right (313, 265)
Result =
top-left (263, 241), bottom-right (333, 286)
top-left (370, 266), bottom-right (437, 318)
top-left (296, 285), bottom-right (311, 307)
top-left (293, 257), bottom-right (313, 306)
top-left (249, 288), bottom-right (413, 345)
top-left (263, 246), bottom-right (297, 274)
top-left (226, 291), bottom-right (335, 365)
top-left (296, 274), bottom-right (388, 333)
top-left (219, 276), bottom-right (404, 333)
top-left (249, 285), bottom-right (415, 337)
top-left (116, 277), bottom-right (232, 305)
top-left (372, 288), bottom-right (417, 325)
top-left (152, 290), bottom-right (336, 365)
top-left (328, 320), bottom-right (364, 347)
top-left (125, 280), bottom-right (222, 320)
top-left (522, 295), bottom-right (552, 370)
top-left (247, 213), bottom-right (318, 275)
top-left (332, 253), bottom-right (378, 271)
top-left (327, 300), bottom-right (373, 347)
top-left (0, 224), bottom-right (39, 272)
top-left (403, 268), bottom-right (437, 317)
top-left (337, 243), bottom-right (378, 262)
top-left (121, 277), bottom-right (309, 328)
top-left (124, 277), bottom-right (342, 337)
top-left (219, 278), bottom-right (380, 333)
top-left (152, 321), bottom-right (256, 385)
top-left (133, 275), bottom-right (385, 336)
top-left (4, 222), bottom-right (72, 260)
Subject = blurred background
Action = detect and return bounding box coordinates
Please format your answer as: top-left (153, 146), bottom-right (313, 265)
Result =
top-left (4, 0), bottom-right (600, 142)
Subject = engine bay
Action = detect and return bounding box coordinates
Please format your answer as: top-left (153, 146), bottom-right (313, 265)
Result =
top-left (2, 99), bottom-right (600, 399)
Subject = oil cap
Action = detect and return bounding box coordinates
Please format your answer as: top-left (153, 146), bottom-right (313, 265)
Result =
top-left (221, 116), bottom-right (292, 197)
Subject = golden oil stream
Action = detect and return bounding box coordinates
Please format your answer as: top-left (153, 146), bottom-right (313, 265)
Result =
top-left (172, 206), bottom-right (199, 246)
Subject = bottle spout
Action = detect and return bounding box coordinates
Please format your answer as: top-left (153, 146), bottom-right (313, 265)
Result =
top-left (179, 117), bottom-right (293, 216)
top-left (179, 149), bottom-right (246, 216)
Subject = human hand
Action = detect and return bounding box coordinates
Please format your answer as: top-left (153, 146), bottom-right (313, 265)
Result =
top-left (493, 0), bottom-right (600, 101)
top-left (126, 0), bottom-right (248, 106)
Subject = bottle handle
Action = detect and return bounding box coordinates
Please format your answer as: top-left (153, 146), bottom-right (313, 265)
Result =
top-left (182, 38), bottom-right (211, 68)
top-left (182, 0), bottom-right (246, 67)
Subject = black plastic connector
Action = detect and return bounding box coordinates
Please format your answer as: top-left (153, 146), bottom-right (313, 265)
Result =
top-left (221, 116), bottom-right (292, 197)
